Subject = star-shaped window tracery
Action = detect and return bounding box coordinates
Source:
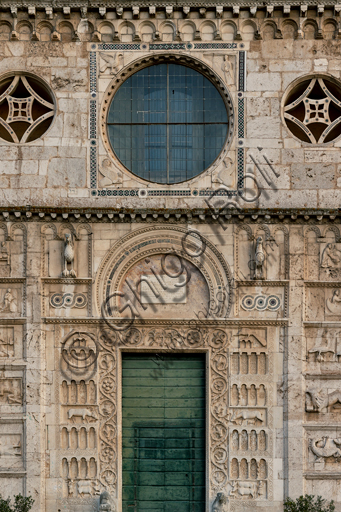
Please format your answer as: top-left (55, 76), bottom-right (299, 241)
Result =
top-left (0, 74), bottom-right (55, 143)
top-left (284, 77), bottom-right (341, 144)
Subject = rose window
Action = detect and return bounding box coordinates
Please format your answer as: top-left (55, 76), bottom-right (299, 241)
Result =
top-left (0, 73), bottom-right (55, 143)
top-left (283, 76), bottom-right (341, 144)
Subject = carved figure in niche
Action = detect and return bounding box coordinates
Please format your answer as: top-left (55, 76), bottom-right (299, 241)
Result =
top-left (309, 436), bottom-right (341, 461)
top-left (62, 234), bottom-right (77, 278)
top-left (308, 329), bottom-right (338, 362)
top-left (326, 289), bottom-right (341, 315)
top-left (0, 242), bottom-right (8, 262)
top-left (99, 491), bottom-right (115, 512)
top-left (254, 237), bottom-right (265, 280)
top-left (222, 55), bottom-right (234, 85)
top-left (68, 408), bottom-right (97, 422)
top-left (0, 241), bottom-right (10, 277)
top-left (0, 378), bottom-right (22, 404)
top-left (230, 481), bottom-right (261, 499)
top-left (230, 410), bottom-right (264, 425)
top-left (212, 492), bottom-right (227, 511)
top-left (0, 439), bottom-right (21, 457)
top-left (305, 388), bottom-right (341, 413)
top-left (0, 288), bottom-right (17, 313)
top-left (68, 479), bottom-right (75, 496)
top-left (99, 158), bottom-right (122, 188)
top-left (321, 243), bottom-right (341, 269)
top-left (99, 52), bottom-right (123, 74)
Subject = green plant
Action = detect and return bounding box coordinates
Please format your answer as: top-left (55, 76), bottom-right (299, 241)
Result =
top-left (284, 495), bottom-right (335, 512)
top-left (0, 494), bottom-right (34, 512)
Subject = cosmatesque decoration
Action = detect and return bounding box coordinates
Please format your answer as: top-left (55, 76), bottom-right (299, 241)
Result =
top-left (50, 293), bottom-right (87, 309)
top-left (241, 295), bottom-right (281, 312)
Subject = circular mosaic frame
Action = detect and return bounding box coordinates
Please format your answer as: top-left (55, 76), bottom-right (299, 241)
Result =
top-left (100, 53), bottom-right (235, 185)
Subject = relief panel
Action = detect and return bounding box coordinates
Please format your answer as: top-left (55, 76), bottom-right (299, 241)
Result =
top-left (305, 284), bottom-right (341, 321)
top-left (0, 423), bottom-right (23, 470)
top-left (0, 284), bottom-right (23, 318)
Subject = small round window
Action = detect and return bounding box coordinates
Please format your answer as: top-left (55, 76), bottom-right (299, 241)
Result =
top-left (0, 73), bottom-right (55, 144)
top-left (107, 63), bottom-right (230, 184)
top-left (283, 75), bottom-right (341, 144)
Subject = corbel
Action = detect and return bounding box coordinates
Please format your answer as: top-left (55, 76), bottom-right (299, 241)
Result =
top-left (235, 30), bottom-right (242, 40)
top-left (233, 5), bottom-right (240, 16)
top-left (91, 31), bottom-right (101, 42)
top-left (300, 4), bottom-right (307, 16)
top-left (214, 29), bottom-right (222, 40)
top-left (216, 6), bottom-right (223, 18)
top-left (45, 7), bottom-right (53, 19)
top-left (335, 4), bottom-right (341, 15)
top-left (275, 29), bottom-right (283, 38)
top-left (72, 30), bottom-right (80, 41)
top-left (51, 30), bottom-right (60, 41)
top-left (183, 6), bottom-right (190, 17)
top-left (116, 7), bottom-right (123, 17)
top-left (175, 30), bottom-right (182, 41)
top-left (63, 6), bottom-right (70, 17)
top-left (80, 7), bottom-right (87, 19)
top-left (99, 7), bottom-right (106, 16)
top-left (283, 5), bottom-right (290, 15)
top-left (31, 30), bottom-right (39, 40)
top-left (10, 30), bottom-right (19, 40)
top-left (199, 8), bottom-right (206, 17)
top-left (154, 30), bottom-right (161, 40)
top-left (266, 5), bottom-right (274, 17)
top-left (28, 6), bottom-right (36, 17)
top-left (166, 6), bottom-right (173, 18)
top-left (317, 4), bottom-right (324, 15)
top-left (10, 6), bottom-right (17, 18)
top-left (250, 6), bottom-right (257, 16)
top-left (133, 6), bottom-right (140, 18)
top-left (113, 30), bottom-right (120, 41)
top-left (149, 6), bottom-right (156, 17)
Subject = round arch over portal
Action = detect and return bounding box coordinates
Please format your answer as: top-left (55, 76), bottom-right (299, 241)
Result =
top-left (95, 225), bottom-right (233, 320)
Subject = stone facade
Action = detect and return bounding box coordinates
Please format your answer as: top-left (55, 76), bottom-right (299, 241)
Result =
top-left (1, 1), bottom-right (341, 511)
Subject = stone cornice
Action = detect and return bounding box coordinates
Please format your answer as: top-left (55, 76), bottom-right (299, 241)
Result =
top-left (43, 317), bottom-right (289, 325)
top-left (0, 207), bottom-right (339, 223)
top-left (0, 1), bottom-right (340, 7)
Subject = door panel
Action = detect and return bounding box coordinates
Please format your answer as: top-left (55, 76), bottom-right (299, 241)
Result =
top-left (122, 354), bottom-right (206, 512)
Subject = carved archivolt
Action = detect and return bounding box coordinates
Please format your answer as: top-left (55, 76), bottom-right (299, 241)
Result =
top-left (95, 225), bottom-right (233, 319)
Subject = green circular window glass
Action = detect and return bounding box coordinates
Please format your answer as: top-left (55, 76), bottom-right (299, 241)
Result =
top-left (107, 63), bottom-right (230, 184)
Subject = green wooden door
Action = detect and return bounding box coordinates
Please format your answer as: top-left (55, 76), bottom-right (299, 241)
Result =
top-left (122, 353), bottom-right (206, 512)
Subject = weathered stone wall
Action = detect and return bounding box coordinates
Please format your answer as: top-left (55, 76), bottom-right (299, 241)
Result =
top-left (0, 3), bottom-right (341, 511)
